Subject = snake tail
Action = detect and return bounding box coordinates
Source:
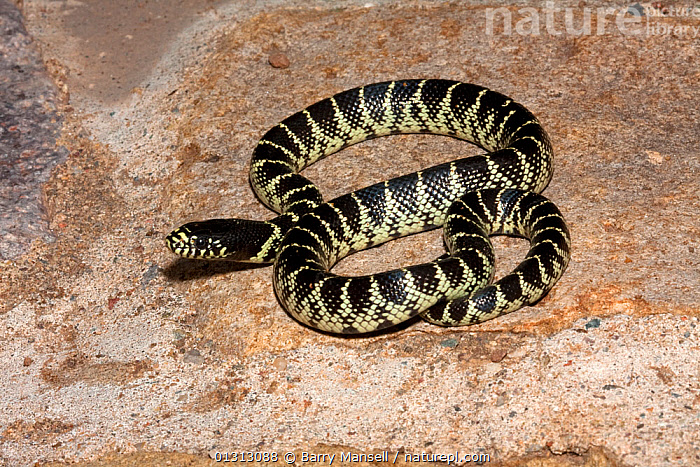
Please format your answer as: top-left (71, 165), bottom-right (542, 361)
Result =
top-left (421, 189), bottom-right (571, 327)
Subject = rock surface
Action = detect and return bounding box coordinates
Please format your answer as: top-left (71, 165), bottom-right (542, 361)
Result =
top-left (0, 0), bottom-right (68, 259)
top-left (1, 1), bottom-right (698, 466)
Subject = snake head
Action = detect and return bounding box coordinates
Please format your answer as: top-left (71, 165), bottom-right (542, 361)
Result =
top-left (166, 219), bottom-right (277, 262)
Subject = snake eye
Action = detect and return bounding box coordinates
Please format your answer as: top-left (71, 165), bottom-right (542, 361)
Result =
top-left (194, 237), bottom-right (208, 250)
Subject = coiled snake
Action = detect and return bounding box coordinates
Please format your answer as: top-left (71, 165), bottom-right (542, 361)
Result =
top-left (166, 80), bottom-right (570, 334)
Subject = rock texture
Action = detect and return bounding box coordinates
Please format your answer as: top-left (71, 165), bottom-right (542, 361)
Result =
top-left (0, 0), bottom-right (68, 259)
top-left (1, 1), bottom-right (698, 466)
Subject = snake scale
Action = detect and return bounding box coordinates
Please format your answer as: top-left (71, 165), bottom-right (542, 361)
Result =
top-left (166, 79), bottom-right (571, 334)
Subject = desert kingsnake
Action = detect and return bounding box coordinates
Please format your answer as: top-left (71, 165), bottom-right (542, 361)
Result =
top-left (166, 79), bottom-right (571, 334)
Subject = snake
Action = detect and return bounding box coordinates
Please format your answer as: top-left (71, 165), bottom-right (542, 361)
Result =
top-left (166, 79), bottom-right (570, 334)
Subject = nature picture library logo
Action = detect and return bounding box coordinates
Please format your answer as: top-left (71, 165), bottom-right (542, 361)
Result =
top-left (485, 2), bottom-right (700, 38)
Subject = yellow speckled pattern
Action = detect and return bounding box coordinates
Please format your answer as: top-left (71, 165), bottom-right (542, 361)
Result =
top-left (166, 80), bottom-right (570, 334)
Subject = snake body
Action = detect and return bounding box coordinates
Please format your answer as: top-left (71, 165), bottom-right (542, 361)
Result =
top-left (166, 79), bottom-right (570, 334)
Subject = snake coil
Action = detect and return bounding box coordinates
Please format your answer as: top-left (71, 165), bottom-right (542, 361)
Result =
top-left (167, 80), bottom-right (570, 334)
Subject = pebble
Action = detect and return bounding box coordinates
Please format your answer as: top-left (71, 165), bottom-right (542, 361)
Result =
top-left (268, 52), bottom-right (290, 69)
